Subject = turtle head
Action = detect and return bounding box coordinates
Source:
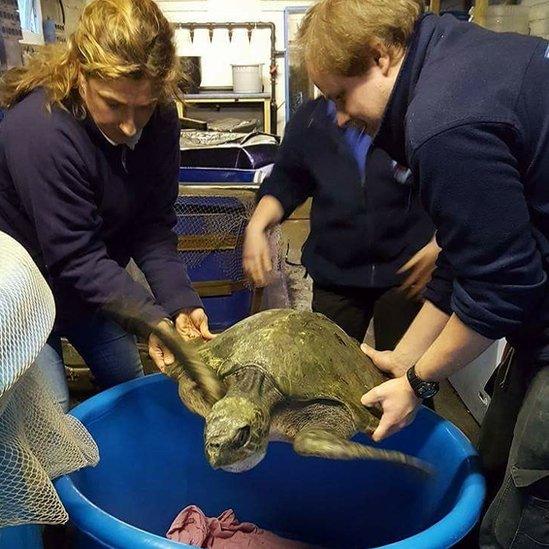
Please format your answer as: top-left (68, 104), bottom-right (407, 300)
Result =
top-left (204, 396), bottom-right (269, 473)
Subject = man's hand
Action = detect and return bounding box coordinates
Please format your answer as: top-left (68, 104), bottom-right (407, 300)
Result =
top-left (243, 226), bottom-right (273, 288)
top-left (361, 343), bottom-right (412, 378)
top-left (175, 308), bottom-right (215, 341)
top-left (361, 376), bottom-right (421, 442)
top-left (398, 238), bottom-right (441, 299)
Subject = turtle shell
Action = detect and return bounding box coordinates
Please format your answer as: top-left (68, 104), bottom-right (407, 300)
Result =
top-left (200, 309), bottom-right (386, 431)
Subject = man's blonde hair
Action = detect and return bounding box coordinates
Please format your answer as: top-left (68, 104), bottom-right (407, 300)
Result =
top-left (297, 0), bottom-right (425, 76)
top-left (0, 0), bottom-right (181, 113)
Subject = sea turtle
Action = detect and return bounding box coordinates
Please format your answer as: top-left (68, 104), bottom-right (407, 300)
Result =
top-left (159, 308), bottom-right (430, 474)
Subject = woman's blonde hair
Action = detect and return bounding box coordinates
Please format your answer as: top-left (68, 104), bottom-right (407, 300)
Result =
top-left (0, 0), bottom-right (181, 113)
top-left (297, 0), bottom-right (425, 77)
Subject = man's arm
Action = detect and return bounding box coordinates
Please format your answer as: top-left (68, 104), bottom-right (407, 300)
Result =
top-left (244, 106), bottom-right (316, 286)
top-left (243, 196), bottom-right (284, 287)
top-left (362, 123), bottom-right (545, 440)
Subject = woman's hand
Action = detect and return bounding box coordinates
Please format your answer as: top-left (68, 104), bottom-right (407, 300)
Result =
top-left (175, 308), bottom-right (215, 341)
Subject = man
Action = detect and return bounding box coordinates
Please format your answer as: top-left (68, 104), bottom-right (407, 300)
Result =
top-left (244, 96), bottom-right (437, 346)
top-left (297, 1), bottom-right (549, 547)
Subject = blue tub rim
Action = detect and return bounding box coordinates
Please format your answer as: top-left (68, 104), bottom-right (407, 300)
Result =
top-left (54, 374), bottom-right (486, 549)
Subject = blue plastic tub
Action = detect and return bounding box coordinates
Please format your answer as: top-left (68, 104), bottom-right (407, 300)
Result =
top-left (55, 374), bottom-right (485, 549)
top-left (0, 525), bottom-right (43, 549)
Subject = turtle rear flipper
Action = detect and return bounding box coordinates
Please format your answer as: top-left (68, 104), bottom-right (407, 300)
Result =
top-left (293, 427), bottom-right (434, 476)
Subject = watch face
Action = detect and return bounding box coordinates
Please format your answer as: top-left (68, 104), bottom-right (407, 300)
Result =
top-left (417, 383), bottom-right (438, 399)
top-left (407, 367), bottom-right (439, 399)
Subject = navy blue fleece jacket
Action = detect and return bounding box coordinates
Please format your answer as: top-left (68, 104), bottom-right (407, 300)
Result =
top-left (374, 14), bottom-right (549, 354)
top-left (258, 97), bottom-right (433, 289)
top-left (0, 89), bottom-right (202, 333)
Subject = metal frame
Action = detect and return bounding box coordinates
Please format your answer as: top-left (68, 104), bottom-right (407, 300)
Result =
top-left (472, 0), bottom-right (488, 27)
top-left (284, 6), bottom-right (311, 124)
top-left (174, 21), bottom-right (284, 133)
top-left (178, 95), bottom-right (272, 134)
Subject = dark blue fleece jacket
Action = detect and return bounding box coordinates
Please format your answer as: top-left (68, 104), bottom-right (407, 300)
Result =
top-left (258, 97), bottom-right (433, 288)
top-left (375, 13), bottom-right (549, 355)
top-left (0, 89), bottom-right (202, 333)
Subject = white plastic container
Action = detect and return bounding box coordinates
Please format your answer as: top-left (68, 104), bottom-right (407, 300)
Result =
top-left (231, 63), bottom-right (263, 94)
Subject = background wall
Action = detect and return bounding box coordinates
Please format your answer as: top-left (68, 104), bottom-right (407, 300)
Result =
top-left (22, 0), bottom-right (549, 126)
top-left (157, 0), bottom-right (314, 133)
top-left (439, 0), bottom-right (549, 37)
top-left (523, 0), bottom-right (549, 38)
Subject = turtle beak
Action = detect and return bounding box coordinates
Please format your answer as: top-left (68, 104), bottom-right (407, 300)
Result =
top-left (205, 442), bottom-right (223, 469)
top-left (205, 425), bottom-right (251, 469)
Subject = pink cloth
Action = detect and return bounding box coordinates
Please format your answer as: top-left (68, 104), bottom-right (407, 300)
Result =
top-left (166, 505), bottom-right (316, 548)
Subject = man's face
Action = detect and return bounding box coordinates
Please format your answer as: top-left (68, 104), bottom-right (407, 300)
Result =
top-left (312, 51), bottom-right (403, 136)
top-left (79, 76), bottom-right (158, 145)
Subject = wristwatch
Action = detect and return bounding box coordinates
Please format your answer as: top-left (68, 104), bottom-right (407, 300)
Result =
top-left (406, 365), bottom-right (440, 399)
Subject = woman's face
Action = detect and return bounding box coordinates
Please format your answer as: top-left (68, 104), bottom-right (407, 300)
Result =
top-left (79, 76), bottom-right (158, 145)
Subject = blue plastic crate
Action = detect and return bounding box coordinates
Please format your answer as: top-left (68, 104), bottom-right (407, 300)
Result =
top-left (179, 167), bottom-right (257, 184)
top-left (202, 289), bottom-right (252, 332)
top-left (174, 195), bottom-right (248, 282)
top-left (174, 194), bottom-right (254, 329)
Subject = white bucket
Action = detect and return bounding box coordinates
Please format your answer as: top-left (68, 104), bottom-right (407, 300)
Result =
top-left (231, 64), bottom-right (263, 94)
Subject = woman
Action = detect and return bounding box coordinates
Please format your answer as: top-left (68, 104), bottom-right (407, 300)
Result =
top-left (0, 0), bottom-right (212, 411)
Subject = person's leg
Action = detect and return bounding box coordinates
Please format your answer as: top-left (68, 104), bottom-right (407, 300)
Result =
top-left (479, 362), bottom-right (549, 548)
top-left (372, 288), bottom-right (422, 351)
top-left (454, 347), bottom-right (526, 548)
top-left (477, 348), bottom-right (533, 505)
top-left (312, 283), bottom-right (387, 342)
top-left (33, 335), bottom-right (70, 412)
top-left (67, 314), bottom-right (144, 390)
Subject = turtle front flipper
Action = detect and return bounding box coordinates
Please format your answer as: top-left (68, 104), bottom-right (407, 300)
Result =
top-left (174, 369), bottom-right (216, 417)
top-left (100, 299), bottom-right (225, 406)
top-left (152, 322), bottom-right (226, 408)
top-left (293, 428), bottom-right (434, 476)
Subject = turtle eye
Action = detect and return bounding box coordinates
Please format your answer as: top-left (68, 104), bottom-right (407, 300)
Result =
top-left (233, 425), bottom-right (251, 447)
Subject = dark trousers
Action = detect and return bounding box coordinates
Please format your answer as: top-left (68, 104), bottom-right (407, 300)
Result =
top-left (311, 283), bottom-right (422, 350)
top-left (477, 350), bottom-right (549, 548)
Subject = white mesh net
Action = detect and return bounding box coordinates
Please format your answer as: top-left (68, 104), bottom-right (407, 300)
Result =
top-left (0, 232), bottom-right (99, 528)
top-left (174, 188), bottom-right (257, 282)
top-left (174, 188), bottom-right (287, 297)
